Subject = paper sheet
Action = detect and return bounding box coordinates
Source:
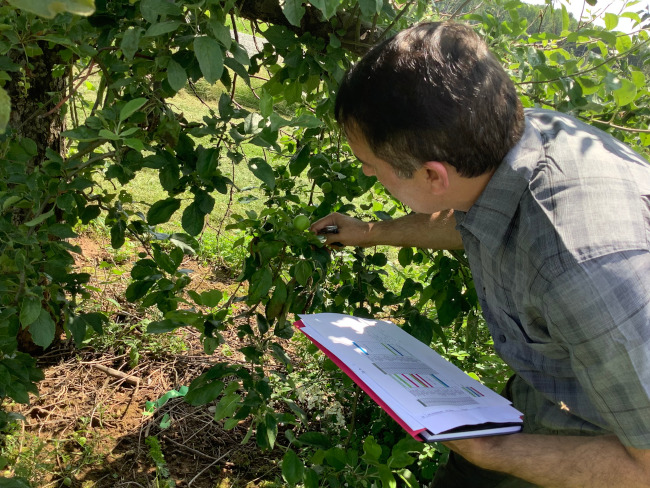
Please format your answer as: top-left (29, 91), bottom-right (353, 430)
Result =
top-left (298, 313), bottom-right (522, 436)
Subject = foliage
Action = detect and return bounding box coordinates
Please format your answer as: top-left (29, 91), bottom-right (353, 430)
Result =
top-left (0, 0), bottom-right (649, 485)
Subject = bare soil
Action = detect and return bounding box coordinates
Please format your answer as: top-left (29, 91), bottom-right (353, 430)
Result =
top-left (9, 234), bottom-right (290, 488)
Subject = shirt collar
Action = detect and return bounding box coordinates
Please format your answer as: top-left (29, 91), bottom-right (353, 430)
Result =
top-left (455, 114), bottom-right (545, 254)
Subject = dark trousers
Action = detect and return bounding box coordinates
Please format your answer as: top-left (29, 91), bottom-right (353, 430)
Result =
top-left (431, 375), bottom-right (539, 487)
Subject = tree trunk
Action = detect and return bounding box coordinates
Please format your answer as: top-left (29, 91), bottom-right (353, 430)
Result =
top-left (8, 41), bottom-right (68, 354)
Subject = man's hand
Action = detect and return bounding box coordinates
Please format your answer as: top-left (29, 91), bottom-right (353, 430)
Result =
top-left (310, 212), bottom-right (374, 247)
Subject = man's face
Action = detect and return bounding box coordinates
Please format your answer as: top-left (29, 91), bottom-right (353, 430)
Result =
top-left (347, 132), bottom-right (440, 214)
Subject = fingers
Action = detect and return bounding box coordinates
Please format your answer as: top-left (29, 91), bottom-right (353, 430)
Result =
top-left (310, 213), bottom-right (341, 235)
top-left (310, 213), bottom-right (367, 247)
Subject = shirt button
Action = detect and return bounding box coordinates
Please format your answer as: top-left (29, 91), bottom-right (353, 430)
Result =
top-left (499, 334), bottom-right (507, 343)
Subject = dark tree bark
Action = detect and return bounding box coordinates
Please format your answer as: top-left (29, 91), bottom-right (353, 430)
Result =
top-left (238, 0), bottom-right (380, 54)
top-left (7, 42), bottom-right (67, 163)
top-left (8, 42), bottom-right (68, 354)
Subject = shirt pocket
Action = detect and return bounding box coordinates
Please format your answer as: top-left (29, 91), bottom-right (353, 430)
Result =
top-left (500, 310), bottom-right (569, 361)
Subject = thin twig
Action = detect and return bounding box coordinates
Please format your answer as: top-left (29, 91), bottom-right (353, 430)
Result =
top-left (188, 451), bottom-right (229, 487)
top-left (162, 434), bottom-right (221, 460)
top-left (41, 61), bottom-right (98, 118)
top-left (377, 0), bottom-right (416, 43)
top-left (90, 363), bottom-right (140, 386)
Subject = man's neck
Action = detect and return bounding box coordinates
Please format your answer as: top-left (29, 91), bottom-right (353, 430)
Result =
top-left (447, 166), bottom-right (496, 212)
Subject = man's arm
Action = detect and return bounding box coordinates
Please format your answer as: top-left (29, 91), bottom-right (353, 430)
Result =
top-left (445, 433), bottom-right (650, 488)
top-left (310, 210), bottom-right (464, 250)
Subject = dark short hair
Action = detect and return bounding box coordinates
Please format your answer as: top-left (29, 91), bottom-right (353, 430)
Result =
top-left (335, 22), bottom-right (524, 178)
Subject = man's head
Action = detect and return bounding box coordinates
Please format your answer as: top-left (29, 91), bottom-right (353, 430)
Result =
top-left (335, 22), bottom-right (524, 179)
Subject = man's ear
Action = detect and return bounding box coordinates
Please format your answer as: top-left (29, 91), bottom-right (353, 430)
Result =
top-left (423, 161), bottom-right (449, 194)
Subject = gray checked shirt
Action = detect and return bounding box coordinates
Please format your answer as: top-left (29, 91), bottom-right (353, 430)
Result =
top-left (454, 108), bottom-right (650, 449)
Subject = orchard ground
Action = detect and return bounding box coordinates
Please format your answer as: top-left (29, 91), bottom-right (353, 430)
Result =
top-left (6, 232), bottom-right (293, 488)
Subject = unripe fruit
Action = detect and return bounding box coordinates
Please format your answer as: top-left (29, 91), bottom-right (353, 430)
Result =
top-left (321, 182), bottom-right (332, 193)
top-left (293, 215), bottom-right (310, 231)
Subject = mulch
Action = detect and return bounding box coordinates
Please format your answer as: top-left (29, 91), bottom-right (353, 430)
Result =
top-left (8, 233), bottom-right (290, 487)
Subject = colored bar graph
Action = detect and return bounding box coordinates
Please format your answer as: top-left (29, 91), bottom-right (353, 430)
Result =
top-left (430, 374), bottom-right (449, 387)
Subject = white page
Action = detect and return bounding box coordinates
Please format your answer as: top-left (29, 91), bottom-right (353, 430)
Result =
top-left (299, 313), bottom-right (522, 435)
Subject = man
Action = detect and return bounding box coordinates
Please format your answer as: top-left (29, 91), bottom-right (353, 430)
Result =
top-left (311, 22), bottom-right (650, 487)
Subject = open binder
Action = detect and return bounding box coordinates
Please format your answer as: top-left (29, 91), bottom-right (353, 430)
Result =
top-left (296, 313), bottom-right (523, 442)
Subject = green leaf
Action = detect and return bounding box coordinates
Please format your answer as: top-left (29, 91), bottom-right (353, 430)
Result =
top-left (224, 57), bottom-right (250, 85)
top-left (153, 247), bottom-right (178, 274)
top-left (167, 59), bottom-right (187, 92)
top-left (209, 19), bottom-right (232, 48)
top-left (282, 0), bottom-right (305, 27)
top-left (561, 4), bottom-right (569, 32)
top-left (303, 468), bottom-right (319, 488)
top-left (147, 197), bottom-right (181, 225)
top-left (378, 464), bottom-right (397, 488)
top-left (194, 36), bottom-right (224, 84)
top-left (9, 0), bottom-right (95, 18)
top-left (98, 129), bottom-right (119, 141)
top-left (169, 233), bottom-right (199, 254)
top-left (81, 312), bottom-right (107, 334)
top-left (359, 0), bottom-right (382, 17)
top-left (214, 392), bottom-right (240, 420)
top-left (282, 449), bottom-right (304, 486)
top-left (124, 138), bottom-right (145, 151)
top-left (613, 78), bottom-right (637, 107)
top-left (294, 260), bottom-right (312, 287)
top-left (407, 313), bottom-right (437, 347)
top-left (119, 98), bottom-right (147, 123)
top-left (197, 148), bottom-right (219, 178)
top-left (182, 201), bottom-right (206, 236)
top-left (308, 0), bottom-right (339, 19)
top-left (20, 296), bottom-right (42, 327)
top-left (125, 279), bottom-right (156, 302)
top-left (604, 13), bottom-right (618, 31)
top-left (289, 144), bottom-right (310, 176)
top-left (111, 220), bottom-right (126, 249)
top-left (144, 20), bottom-right (181, 37)
top-left (29, 309), bottom-right (56, 348)
top-left (396, 468), bottom-right (419, 488)
top-left (259, 90), bottom-right (273, 118)
top-left (200, 289), bottom-right (222, 308)
top-left (265, 279), bottom-right (287, 321)
top-left (185, 379), bottom-right (225, 406)
top-left (24, 208), bottom-right (54, 227)
top-left (324, 447), bottom-right (347, 470)
top-left (298, 432), bottom-right (332, 449)
top-left (80, 205), bottom-right (101, 224)
top-left (260, 412), bottom-right (278, 449)
top-left (616, 34), bottom-right (632, 55)
top-left (387, 451), bottom-right (415, 469)
top-left (248, 267), bottom-right (273, 303)
top-left (0, 86), bottom-right (10, 134)
top-left (362, 436), bottom-right (382, 463)
top-left (290, 114), bottom-right (322, 128)
top-left (398, 247), bottom-right (414, 267)
top-left (147, 319), bottom-right (182, 334)
top-left (248, 158), bottom-right (275, 189)
top-left (68, 316), bottom-right (86, 345)
top-left (121, 27), bottom-right (142, 60)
